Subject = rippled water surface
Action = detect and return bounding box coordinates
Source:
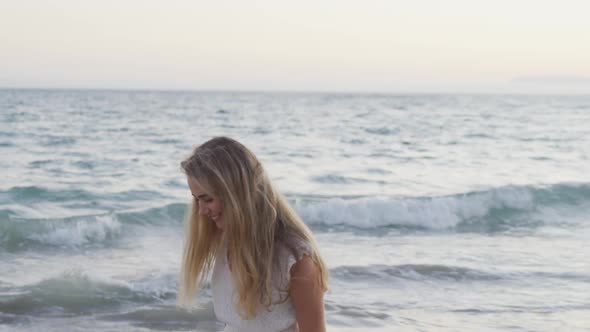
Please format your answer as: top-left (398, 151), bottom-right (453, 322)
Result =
top-left (1, 89), bottom-right (589, 331)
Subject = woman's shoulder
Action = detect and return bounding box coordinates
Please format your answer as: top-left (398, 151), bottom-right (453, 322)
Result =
top-left (276, 229), bottom-right (313, 275)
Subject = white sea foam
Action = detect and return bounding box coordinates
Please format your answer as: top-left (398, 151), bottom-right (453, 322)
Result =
top-left (27, 215), bottom-right (121, 247)
top-left (297, 186), bottom-right (536, 229)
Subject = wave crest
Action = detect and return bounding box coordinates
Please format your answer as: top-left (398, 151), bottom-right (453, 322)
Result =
top-left (296, 183), bottom-right (590, 230)
top-left (0, 215), bottom-right (121, 250)
top-left (0, 270), bottom-right (177, 315)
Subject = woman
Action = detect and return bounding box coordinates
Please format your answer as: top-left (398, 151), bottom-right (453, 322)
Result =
top-left (178, 137), bottom-right (329, 332)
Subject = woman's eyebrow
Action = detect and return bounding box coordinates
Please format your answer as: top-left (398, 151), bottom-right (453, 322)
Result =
top-left (193, 194), bottom-right (210, 199)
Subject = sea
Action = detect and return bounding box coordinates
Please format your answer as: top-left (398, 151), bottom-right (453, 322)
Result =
top-left (0, 89), bottom-right (589, 332)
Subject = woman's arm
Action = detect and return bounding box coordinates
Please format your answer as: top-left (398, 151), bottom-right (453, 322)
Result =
top-left (290, 255), bottom-right (326, 332)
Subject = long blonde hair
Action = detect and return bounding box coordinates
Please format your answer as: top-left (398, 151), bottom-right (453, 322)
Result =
top-left (178, 137), bottom-right (328, 318)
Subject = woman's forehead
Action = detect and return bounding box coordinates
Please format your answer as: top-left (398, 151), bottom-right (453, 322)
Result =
top-left (187, 176), bottom-right (209, 196)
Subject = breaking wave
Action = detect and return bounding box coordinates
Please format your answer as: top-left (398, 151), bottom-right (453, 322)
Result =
top-left (1, 183), bottom-right (588, 251)
top-left (0, 270), bottom-right (179, 315)
top-left (296, 183), bottom-right (590, 230)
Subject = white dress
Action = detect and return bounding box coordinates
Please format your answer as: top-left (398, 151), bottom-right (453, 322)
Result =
top-left (211, 235), bottom-right (312, 332)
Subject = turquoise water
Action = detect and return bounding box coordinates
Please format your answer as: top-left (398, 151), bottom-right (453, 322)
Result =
top-left (1, 89), bottom-right (589, 331)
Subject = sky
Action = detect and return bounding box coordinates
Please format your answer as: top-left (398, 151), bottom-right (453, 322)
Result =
top-left (1, 0), bottom-right (590, 94)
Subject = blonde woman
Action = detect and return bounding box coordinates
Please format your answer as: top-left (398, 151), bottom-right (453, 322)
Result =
top-left (179, 137), bottom-right (329, 332)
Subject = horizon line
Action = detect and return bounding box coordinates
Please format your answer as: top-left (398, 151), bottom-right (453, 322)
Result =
top-left (1, 86), bottom-right (589, 97)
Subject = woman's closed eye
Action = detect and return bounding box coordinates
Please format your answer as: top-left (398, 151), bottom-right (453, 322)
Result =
top-left (194, 196), bottom-right (213, 204)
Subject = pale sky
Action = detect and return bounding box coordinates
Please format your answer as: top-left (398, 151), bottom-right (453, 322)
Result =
top-left (1, 0), bottom-right (590, 93)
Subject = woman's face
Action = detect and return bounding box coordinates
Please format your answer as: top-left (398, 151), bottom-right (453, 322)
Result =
top-left (187, 176), bottom-right (224, 230)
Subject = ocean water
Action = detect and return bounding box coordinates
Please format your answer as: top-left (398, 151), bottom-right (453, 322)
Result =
top-left (0, 89), bottom-right (589, 331)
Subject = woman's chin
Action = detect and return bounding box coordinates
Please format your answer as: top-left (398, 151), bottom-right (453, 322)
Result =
top-left (214, 219), bottom-right (224, 230)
